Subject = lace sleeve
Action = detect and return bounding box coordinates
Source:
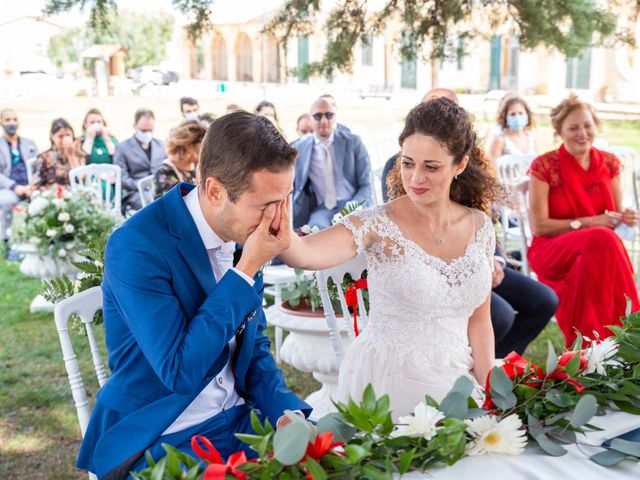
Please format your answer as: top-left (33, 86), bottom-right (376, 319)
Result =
top-left (475, 211), bottom-right (496, 273)
top-left (527, 155), bottom-right (550, 183)
top-left (338, 211), bottom-right (369, 255)
top-left (604, 151), bottom-right (622, 178)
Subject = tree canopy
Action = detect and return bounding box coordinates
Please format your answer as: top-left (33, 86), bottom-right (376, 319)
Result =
top-left (45, 0), bottom-right (640, 78)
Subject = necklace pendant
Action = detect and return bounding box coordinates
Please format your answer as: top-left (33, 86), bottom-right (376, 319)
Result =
top-left (436, 238), bottom-right (444, 245)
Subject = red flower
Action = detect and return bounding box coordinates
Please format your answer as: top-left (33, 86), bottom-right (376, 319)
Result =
top-left (304, 431), bottom-right (344, 461)
top-left (191, 435), bottom-right (248, 480)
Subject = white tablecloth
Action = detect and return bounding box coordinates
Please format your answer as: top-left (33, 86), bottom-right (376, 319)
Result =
top-left (402, 410), bottom-right (640, 479)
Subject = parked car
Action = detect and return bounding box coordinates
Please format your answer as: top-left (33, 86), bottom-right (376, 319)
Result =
top-left (128, 66), bottom-right (179, 86)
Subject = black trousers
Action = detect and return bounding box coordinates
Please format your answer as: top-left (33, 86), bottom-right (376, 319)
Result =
top-left (491, 266), bottom-right (558, 358)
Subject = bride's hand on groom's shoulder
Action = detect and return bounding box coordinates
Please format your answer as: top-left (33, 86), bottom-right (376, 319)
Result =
top-left (236, 200), bottom-right (292, 277)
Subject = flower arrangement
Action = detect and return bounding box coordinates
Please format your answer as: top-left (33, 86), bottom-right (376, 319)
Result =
top-left (134, 305), bottom-right (640, 478)
top-left (11, 185), bottom-right (118, 259)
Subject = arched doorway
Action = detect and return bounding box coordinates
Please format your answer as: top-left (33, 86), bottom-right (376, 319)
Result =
top-left (235, 32), bottom-right (253, 82)
top-left (264, 34), bottom-right (280, 83)
top-left (211, 33), bottom-right (228, 80)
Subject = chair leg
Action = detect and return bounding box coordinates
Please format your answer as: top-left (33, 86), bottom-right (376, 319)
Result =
top-left (274, 284), bottom-right (283, 364)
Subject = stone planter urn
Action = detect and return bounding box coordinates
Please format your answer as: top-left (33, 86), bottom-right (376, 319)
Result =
top-left (14, 243), bottom-right (78, 313)
top-left (268, 303), bottom-right (353, 420)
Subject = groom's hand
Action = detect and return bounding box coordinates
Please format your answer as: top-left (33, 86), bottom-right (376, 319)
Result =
top-left (236, 202), bottom-right (291, 278)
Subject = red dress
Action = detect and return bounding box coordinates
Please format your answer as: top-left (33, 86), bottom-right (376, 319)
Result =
top-left (527, 145), bottom-right (640, 347)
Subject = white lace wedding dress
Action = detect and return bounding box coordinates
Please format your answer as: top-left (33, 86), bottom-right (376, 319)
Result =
top-left (337, 205), bottom-right (495, 419)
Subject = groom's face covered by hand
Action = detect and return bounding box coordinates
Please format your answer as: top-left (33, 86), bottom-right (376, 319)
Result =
top-left (207, 167), bottom-right (294, 245)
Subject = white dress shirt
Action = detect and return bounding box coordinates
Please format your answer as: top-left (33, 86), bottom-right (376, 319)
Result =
top-left (162, 186), bottom-right (253, 435)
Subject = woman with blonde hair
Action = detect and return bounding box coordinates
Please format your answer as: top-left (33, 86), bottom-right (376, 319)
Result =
top-left (528, 95), bottom-right (640, 346)
top-left (80, 108), bottom-right (118, 164)
top-left (153, 120), bottom-right (207, 198)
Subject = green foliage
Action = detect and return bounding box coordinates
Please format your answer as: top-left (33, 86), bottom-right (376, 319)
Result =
top-left (47, 27), bottom-right (86, 68)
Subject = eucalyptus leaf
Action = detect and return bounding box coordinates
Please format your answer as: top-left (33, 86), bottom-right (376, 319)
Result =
top-left (449, 375), bottom-right (474, 398)
top-left (439, 392), bottom-right (469, 419)
top-left (533, 433), bottom-right (568, 456)
top-left (591, 449), bottom-right (629, 466)
top-left (317, 413), bottom-right (357, 443)
top-left (491, 390), bottom-right (517, 410)
top-left (273, 422), bottom-right (312, 465)
top-left (609, 438), bottom-right (640, 457)
top-left (489, 366), bottom-right (514, 399)
top-left (569, 395), bottom-right (597, 428)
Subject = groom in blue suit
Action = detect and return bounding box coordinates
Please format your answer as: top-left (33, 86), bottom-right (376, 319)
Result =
top-left (77, 113), bottom-right (311, 479)
top-left (291, 97), bottom-right (374, 229)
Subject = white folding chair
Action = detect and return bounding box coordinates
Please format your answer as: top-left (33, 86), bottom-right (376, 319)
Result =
top-left (608, 146), bottom-right (638, 207)
top-left (371, 166), bottom-right (385, 205)
top-left (316, 253), bottom-right (368, 367)
top-left (25, 156), bottom-right (37, 185)
top-left (53, 286), bottom-right (105, 480)
top-left (69, 164), bottom-right (122, 214)
top-left (137, 174), bottom-right (155, 208)
top-left (495, 154), bottom-right (535, 275)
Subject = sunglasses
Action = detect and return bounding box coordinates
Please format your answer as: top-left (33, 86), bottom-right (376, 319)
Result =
top-left (312, 112), bottom-right (335, 121)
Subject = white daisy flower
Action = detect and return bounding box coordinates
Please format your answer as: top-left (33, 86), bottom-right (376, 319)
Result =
top-left (58, 212), bottom-right (71, 222)
top-left (465, 414), bottom-right (527, 456)
top-left (46, 228), bottom-right (57, 238)
top-left (392, 402), bottom-right (444, 440)
top-left (584, 337), bottom-right (620, 375)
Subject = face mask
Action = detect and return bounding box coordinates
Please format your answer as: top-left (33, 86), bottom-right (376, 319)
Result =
top-left (3, 124), bottom-right (18, 136)
top-left (135, 131), bottom-right (153, 144)
top-left (506, 114), bottom-right (528, 130)
top-left (184, 112), bottom-right (198, 121)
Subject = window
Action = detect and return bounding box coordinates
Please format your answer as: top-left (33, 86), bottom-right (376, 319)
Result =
top-left (297, 35), bottom-right (309, 84)
top-left (566, 48), bottom-right (592, 90)
top-left (361, 34), bottom-right (373, 66)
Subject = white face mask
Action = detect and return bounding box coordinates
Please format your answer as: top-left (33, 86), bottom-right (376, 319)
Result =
top-left (135, 131), bottom-right (153, 145)
top-left (183, 112), bottom-right (198, 121)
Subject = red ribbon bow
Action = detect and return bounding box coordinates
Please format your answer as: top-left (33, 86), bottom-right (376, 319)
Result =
top-left (344, 278), bottom-right (367, 337)
top-left (191, 435), bottom-right (248, 480)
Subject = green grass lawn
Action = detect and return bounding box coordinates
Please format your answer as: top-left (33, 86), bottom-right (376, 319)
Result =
top-left (0, 256), bottom-right (566, 478)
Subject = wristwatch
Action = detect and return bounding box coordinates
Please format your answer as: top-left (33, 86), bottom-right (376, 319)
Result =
top-left (570, 219), bottom-right (582, 230)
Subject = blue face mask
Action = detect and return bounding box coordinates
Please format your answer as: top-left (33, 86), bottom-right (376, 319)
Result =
top-left (506, 113), bottom-right (528, 130)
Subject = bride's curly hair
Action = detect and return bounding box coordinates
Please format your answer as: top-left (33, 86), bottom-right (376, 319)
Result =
top-left (386, 98), bottom-right (504, 213)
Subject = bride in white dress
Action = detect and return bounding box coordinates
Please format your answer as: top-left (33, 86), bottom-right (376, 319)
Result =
top-left (279, 98), bottom-right (504, 419)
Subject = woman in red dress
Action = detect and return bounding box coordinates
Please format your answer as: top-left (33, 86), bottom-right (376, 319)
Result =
top-left (528, 95), bottom-right (640, 347)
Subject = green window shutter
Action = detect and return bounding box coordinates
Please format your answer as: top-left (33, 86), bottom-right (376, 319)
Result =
top-left (297, 35), bottom-right (309, 83)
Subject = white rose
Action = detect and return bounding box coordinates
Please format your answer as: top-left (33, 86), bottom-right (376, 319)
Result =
top-left (58, 248), bottom-right (67, 258)
top-left (52, 198), bottom-right (64, 208)
top-left (28, 197), bottom-right (49, 216)
top-left (64, 223), bottom-right (75, 234)
top-left (58, 212), bottom-right (70, 222)
top-left (46, 228), bottom-right (57, 238)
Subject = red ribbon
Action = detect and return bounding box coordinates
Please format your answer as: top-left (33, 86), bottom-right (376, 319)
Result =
top-left (344, 278), bottom-right (367, 337)
top-left (483, 351), bottom-right (586, 409)
top-left (191, 435), bottom-right (248, 480)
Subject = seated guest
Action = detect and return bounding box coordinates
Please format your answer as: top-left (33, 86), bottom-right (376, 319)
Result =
top-left (292, 97), bottom-right (374, 228)
top-left (33, 118), bottom-right (85, 190)
top-left (198, 112), bottom-right (216, 128)
top-left (255, 100), bottom-right (283, 135)
top-left (226, 103), bottom-right (243, 114)
top-left (319, 94), bottom-right (351, 133)
top-left (154, 120), bottom-right (206, 198)
top-left (491, 249), bottom-right (557, 357)
top-left (80, 108), bottom-right (117, 164)
top-left (295, 113), bottom-right (313, 140)
top-left (488, 95), bottom-right (537, 161)
top-left (114, 109), bottom-right (166, 213)
top-left (76, 112), bottom-right (310, 478)
top-left (180, 96), bottom-right (199, 121)
top-left (528, 95), bottom-right (640, 347)
top-left (0, 108), bottom-right (38, 254)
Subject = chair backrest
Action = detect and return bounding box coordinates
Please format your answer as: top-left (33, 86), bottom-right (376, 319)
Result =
top-left (25, 156), bottom-right (37, 185)
top-left (53, 286), bottom-right (106, 439)
top-left (371, 166), bottom-right (385, 205)
top-left (316, 253), bottom-right (368, 367)
top-left (137, 174), bottom-right (155, 208)
top-left (608, 146), bottom-right (638, 207)
top-left (495, 154), bottom-right (535, 187)
top-left (69, 164), bottom-right (122, 214)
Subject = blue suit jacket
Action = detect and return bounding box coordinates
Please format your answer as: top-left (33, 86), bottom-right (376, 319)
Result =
top-left (291, 129), bottom-right (374, 228)
top-left (77, 183), bottom-right (311, 477)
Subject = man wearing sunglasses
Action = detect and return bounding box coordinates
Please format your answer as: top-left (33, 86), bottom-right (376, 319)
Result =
top-left (292, 97), bottom-right (373, 229)
top-left (0, 109), bottom-right (38, 255)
